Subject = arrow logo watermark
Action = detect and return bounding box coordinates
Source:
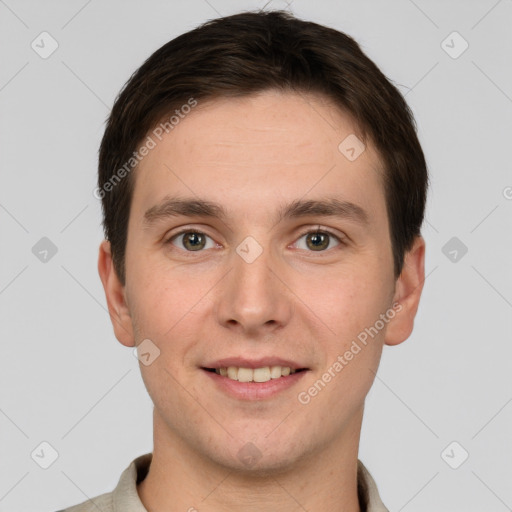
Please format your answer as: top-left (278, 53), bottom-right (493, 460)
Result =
top-left (133, 338), bottom-right (161, 366)
top-left (32, 237), bottom-right (58, 263)
top-left (236, 236), bottom-right (263, 263)
top-left (442, 236), bottom-right (468, 263)
top-left (338, 134), bottom-right (366, 162)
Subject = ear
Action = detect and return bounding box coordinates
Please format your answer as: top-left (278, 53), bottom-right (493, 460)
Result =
top-left (384, 236), bottom-right (426, 346)
top-left (97, 239), bottom-right (135, 347)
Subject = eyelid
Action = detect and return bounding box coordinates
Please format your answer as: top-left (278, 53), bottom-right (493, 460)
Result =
top-left (292, 226), bottom-right (346, 250)
top-left (164, 225), bottom-right (346, 252)
top-left (295, 225), bottom-right (346, 241)
top-left (165, 227), bottom-right (219, 248)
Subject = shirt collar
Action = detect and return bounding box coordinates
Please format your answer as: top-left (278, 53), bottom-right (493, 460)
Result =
top-left (113, 453), bottom-right (389, 512)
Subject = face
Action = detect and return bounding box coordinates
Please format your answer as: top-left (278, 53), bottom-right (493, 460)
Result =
top-left (99, 89), bottom-right (425, 473)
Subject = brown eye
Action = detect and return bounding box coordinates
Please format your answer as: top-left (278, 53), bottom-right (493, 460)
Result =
top-left (295, 230), bottom-right (341, 252)
top-left (306, 232), bottom-right (330, 251)
top-left (170, 231), bottom-right (215, 251)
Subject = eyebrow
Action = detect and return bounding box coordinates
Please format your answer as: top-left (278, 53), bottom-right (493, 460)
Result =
top-left (143, 196), bottom-right (370, 228)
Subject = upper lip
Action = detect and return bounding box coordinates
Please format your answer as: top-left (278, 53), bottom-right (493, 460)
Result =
top-left (202, 357), bottom-right (308, 370)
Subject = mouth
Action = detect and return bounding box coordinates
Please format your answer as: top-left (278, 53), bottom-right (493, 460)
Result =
top-left (201, 365), bottom-right (308, 383)
top-left (200, 357), bottom-right (310, 399)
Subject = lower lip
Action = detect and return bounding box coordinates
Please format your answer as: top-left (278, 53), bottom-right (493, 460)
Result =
top-left (201, 369), bottom-right (308, 400)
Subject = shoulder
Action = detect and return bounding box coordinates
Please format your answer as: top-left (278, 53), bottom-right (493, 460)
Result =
top-left (54, 490), bottom-right (113, 512)
top-left (357, 459), bottom-right (389, 512)
top-left (53, 452), bottom-right (152, 512)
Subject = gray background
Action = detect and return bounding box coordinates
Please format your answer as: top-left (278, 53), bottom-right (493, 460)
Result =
top-left (1, 0), bottom-right (511, 510)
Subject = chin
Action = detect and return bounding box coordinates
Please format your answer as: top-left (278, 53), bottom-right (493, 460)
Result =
top-left (213, 444), bottom-right (306, 477)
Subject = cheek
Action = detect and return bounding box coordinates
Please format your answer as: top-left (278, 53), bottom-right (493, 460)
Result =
top-left (302, 264), bottom-right (391, 337)
top-left (299, 276), bottom-right (387, 420)
top-left (298, 264), bottom-right (392, 401)
top-left (127, 264), bottom-right (215, 377)
top-left (128, 260), bottom-right (197, 334)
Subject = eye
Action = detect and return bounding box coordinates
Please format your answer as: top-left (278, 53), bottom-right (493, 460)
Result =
top-left (294, 229), bottom-right (342, 252)
top-left (167, 230), bottom-right (217, 251)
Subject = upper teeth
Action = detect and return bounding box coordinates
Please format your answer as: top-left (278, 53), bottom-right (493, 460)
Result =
top-left (215, 366), bottom-right (295, 382)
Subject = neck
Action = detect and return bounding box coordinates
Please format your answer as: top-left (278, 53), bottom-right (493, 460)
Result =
top-left (137, 408), bottom-right (364, 512)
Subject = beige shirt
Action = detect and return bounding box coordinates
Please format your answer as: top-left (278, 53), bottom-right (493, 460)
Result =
top-left (58, 453), bottom-right (389, 512)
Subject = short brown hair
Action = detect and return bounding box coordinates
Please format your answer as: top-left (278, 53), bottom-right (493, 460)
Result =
top-left (98, 10), bottom-right (428, 284)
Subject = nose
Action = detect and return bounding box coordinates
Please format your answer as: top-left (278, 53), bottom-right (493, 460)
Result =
top-left (213, 240), bottom-right (293, 337)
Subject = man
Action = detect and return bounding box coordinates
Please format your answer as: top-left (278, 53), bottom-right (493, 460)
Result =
top-left (61, 9), bottom-right (427, 512)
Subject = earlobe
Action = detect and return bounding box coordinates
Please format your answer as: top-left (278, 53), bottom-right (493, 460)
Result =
top-left (97, 240), bottom-right (135, 347)
top-left (384, 236), bottom-right (426, 347)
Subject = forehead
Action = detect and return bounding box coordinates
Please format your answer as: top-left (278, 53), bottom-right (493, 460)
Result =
top-left (131, 90), bottom-right (385, 223)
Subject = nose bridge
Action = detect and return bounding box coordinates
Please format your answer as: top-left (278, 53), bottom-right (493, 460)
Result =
top-left (215, 235), bottom-right (291, 333)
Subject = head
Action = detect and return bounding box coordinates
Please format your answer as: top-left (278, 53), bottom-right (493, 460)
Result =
top-left (98, 10), bottom-right (427, 473)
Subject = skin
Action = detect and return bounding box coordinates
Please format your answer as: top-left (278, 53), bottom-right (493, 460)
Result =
top-left (98, 89), bottom-right (425, 512)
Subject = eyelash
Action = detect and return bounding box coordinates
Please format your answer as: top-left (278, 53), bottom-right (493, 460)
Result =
top-left (294, 227), bottom-right (345, 251)
top-left (165, 227), bottom-right (345, 253)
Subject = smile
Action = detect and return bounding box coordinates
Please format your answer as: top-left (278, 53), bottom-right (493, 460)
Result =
top-left (203, 365), bottom-right (306, 383)
top-left (201, 364), bottom-right (309, 400)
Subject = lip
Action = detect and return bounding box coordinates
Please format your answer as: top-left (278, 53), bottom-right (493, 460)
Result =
top-left (202, 367), bottom-right (309, 400)
top-left (202, 357), bottom-right (307, 370)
